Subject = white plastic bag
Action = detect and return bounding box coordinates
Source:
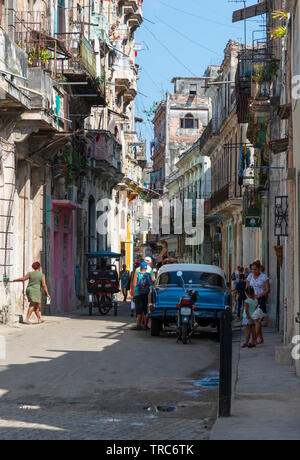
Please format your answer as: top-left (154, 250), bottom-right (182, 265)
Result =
top-left (252, 307), bottom-right (265, 321)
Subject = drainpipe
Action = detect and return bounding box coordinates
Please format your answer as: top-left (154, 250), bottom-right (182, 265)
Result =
top-left (43, 167), bottom-right (49, 313)
top-left (22, 167), bottom-right (27, 313)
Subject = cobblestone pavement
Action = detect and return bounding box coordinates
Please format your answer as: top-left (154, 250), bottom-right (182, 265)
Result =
top-left (0, 303), bottom-right (219, 440)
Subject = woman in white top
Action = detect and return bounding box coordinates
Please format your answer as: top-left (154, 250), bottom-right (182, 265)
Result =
top-left (246, 261), bottom-right (270, 345)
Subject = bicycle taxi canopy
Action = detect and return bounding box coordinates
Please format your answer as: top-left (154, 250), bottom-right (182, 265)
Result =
top-left (86, 251), bottom-right (121, 295)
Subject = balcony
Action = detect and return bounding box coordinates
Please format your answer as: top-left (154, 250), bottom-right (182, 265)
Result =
top-left (19, 67), bottom-right (66, 132)
top-left (3, 7), bottom-right (105, 107)
top-left (128, 141), bottom-right (147, 167)
top-left (91, 130), bottom-right (123, 175)
top-left (122, 0), bottom-right (139, 15)
top-left (243, 188), bottom-right (262, 223)
top-left (210, 184), bottom-right (230, 210)
top-left (0, 29), bottom-right (31, 113)
top-left (126, 1), bottom-right (143, 29)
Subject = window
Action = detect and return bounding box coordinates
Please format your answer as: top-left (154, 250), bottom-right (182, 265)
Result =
top-left (180, 114), bottom-right (199, 130)
top-left (157, 271), bottom-right (225, 288)
top-left (190, 84), bottom-right (197, 95)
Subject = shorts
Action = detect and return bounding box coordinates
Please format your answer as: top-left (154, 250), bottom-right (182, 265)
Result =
top-left (258, 296), bottom-right (267, 314)
top-left (242, 318), bottom-right (256, 326)
top-left (135, 294), bottom-right (149, 316)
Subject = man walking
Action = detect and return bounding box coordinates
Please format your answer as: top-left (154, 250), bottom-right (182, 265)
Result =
top-left (130, 262), bottom-right (155, 330)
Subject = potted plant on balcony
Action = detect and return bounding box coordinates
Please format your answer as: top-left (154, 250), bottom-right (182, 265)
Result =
top-left (252, 59), bottom-right (279, 99)
top-left (27, 47), bottom-right (52, 68)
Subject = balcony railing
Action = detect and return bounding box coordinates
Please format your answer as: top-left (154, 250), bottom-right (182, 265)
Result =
top-left (210, 183), bottom-right (230, 210)
top-left (93, 131), bottom-right (122, 172)
top-left (80, 35), bottom-right (97, 79)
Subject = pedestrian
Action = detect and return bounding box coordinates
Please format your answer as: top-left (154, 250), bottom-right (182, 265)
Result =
top-left (260, 265), bottom-right (269, 327)
top-left (130, 262), bottom-right (155, 330)
top-left (12, 262), bottom-right (50, 325)
top-left (246, 261), bottom-right (270, 345)
top-left (120, 264), bottom-right (130, 302)
top-left (128, 262), bottom-right (139, 317)
top-left (156, 241), bottom-right (168, 269)
top-left (136, 257), bottom-right (156, 327)
top-left (234, 273), bottom-right (247, 319)
top-left (241, 286), bottom-right (258, 348)
top-left (244, 267), bottom-right (250, 278)
top-left (136, 257), bottom-right (154, 276)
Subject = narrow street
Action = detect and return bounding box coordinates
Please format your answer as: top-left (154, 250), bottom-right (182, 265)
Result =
top-left (0, 303), bottom-right (219, 440)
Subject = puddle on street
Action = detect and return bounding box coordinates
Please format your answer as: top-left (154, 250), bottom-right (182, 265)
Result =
top-left (184, 377), bottom-right (220, 388)
top-left (143, 405), bottom-right (178, 413)
top-left (185, 371), bottom-right (220, 389)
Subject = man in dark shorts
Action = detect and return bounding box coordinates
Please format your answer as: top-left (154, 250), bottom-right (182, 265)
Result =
top-left (130, 262), bottom-right (155, 330)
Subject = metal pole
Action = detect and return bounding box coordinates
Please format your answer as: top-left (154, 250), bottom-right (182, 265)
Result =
top-left (276, 235), bottom-right (281, 330)
top-left (219, 311), bottom-right (233, 417)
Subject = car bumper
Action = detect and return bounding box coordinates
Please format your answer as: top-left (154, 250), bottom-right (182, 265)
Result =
top-left (149, 307), bottom-right (224, 321)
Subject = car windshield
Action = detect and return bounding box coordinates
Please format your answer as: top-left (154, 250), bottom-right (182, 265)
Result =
top-left (157, 271), bottom-right (225, 288)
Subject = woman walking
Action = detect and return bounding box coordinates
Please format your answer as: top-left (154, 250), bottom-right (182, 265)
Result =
top-left (246, 261), bottom-right (270, 344)
top-left (12, 262), bottom-right (51, 325)
top-left (120, 264), bottom-right (130, 302)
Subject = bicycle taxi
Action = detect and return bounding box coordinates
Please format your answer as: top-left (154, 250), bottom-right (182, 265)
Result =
top-left (86, 251), bottom-right (121, 316)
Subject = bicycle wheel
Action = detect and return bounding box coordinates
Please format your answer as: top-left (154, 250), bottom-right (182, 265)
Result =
top-left (99, 295), bottom-right (112, 315)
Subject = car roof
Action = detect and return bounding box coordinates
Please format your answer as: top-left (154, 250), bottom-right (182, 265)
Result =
top-left (158, 264), bottom-right (226, 280)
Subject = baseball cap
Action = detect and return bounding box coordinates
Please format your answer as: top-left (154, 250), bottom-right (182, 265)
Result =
top-left (144, 257), bottom-right (152, 263)
top-left (140, 262), bottom-right (148, 269)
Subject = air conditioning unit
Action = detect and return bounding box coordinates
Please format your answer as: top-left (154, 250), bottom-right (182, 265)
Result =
top-left (67, 185), bottom-right (78, 203)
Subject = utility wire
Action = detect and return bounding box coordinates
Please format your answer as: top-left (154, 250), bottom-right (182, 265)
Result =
top-left (142, 66), bottom-right (166, 93)
top-left (143, 23), bottom-right (198, 78)
top-left (155, 15), bottom-right (223, 58)
top-left (155, 0), bottom-right (243, 30)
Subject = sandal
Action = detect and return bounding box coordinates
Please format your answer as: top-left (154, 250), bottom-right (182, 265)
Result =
top-left (241, 344), bottom-right (248, 348)
top-left (248, 343), bottom-right (256, 348)
top-left (256, 339), bottom-right (264, 345)
top-left (131, 325), bottom-right (143, 331)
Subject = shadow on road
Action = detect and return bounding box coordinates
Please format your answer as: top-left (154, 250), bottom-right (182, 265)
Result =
top-left (0, 301), bottom-right (219, 439)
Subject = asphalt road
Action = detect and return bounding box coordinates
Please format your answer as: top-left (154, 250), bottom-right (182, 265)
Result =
top-left (0, 303), bottom-right (220, 440)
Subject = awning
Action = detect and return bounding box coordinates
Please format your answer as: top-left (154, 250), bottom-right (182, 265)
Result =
top-left (52, 200), bottom-right (84, 210)
top-left (232, 1), bottom-right (267, 22)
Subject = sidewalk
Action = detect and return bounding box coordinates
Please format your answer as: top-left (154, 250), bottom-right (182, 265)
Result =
top-left (210, 327), bottom-right (300, 440)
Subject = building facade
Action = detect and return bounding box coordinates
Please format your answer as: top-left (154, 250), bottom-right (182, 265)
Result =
top-left (0, 0), bottom-right (146, 322)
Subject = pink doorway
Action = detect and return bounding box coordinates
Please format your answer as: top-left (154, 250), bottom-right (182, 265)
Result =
top-left (51, 201), bottom-right (78, 312)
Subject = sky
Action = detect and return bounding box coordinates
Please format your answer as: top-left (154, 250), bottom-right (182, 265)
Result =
top-left (134, 0), bottom-right (265, 158)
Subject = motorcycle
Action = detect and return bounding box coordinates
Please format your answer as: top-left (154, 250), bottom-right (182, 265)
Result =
top-left (176, 271), bottom-right (198, 344)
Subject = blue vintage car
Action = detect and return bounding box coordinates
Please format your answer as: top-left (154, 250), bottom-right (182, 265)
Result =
top-left (148, 264), bottom-right (231, 339)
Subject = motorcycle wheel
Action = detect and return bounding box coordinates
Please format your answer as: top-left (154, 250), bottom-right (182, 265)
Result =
top-left (182, 323), bottom-right (188, 344)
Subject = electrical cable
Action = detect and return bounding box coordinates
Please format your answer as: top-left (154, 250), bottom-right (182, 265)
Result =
top-left (142, 66), bottom-right (166, 93)
top-left (155, 0), bottom-right (243, 30)
top-left (155, 15), bottom-right (223, 58)
top-left (143, 23), bottom-right (198, 78)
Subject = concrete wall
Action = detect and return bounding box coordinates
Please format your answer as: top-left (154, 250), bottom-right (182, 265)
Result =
top-left (291, 0), bottom-right (300, 377)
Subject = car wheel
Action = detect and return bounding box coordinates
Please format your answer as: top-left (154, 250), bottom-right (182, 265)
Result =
top-left (151, 319), bottom-right (161, 337)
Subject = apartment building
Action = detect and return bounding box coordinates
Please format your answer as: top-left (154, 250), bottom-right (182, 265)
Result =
top-left (0, 0), bottom-right (145, 321)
